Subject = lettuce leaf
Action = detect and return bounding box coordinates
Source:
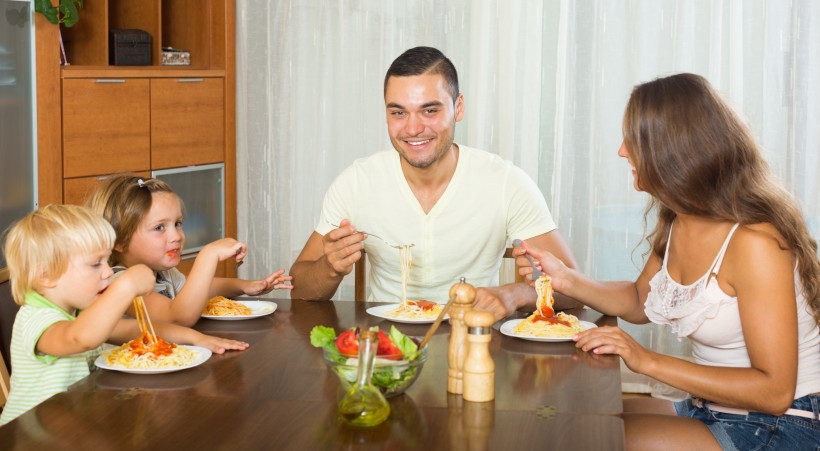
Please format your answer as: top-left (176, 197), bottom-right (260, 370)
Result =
top-left (389, 325), bottom-right (418, 359)
top-left (310, 325), bottom-right (337, 352)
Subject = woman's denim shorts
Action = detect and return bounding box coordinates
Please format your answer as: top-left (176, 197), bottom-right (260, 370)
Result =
top-left (674, 394), bottom-right (820, 450)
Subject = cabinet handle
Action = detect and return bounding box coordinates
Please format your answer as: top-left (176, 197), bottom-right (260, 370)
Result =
top-left (177, 78), bottom-right (204, 83)
top-left (95, 79), bottom-right (126, 84)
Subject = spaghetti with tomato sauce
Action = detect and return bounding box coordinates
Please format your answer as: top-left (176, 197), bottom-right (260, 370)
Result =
top-left (203, 296), bottom-right (253, 316)
top-left (513, 274), bottom-right (585, 337)
top-left (106, 331), bottom-right (198, 369)
top-left (386, 299), bottom-right (443, 320)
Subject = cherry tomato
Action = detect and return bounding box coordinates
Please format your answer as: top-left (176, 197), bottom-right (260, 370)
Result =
top-left (335, 330), bottom-right (359, 356)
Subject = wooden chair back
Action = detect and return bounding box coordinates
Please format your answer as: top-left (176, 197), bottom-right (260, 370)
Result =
top-left (0, 269), bottom-right (14, 406)
top-left (354, 250), bottom-right (367, 302)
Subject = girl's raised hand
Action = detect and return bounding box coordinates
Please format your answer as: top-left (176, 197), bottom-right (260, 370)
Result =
top-left (573, 326), bottom-right (652, 374)
top-left (243, 269), bottom-right (293, 296)
top-left (203, 238), bottom-right (248, 263)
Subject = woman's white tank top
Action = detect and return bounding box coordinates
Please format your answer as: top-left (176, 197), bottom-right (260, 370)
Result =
top-left (644, 223), bottom-right (820, 398)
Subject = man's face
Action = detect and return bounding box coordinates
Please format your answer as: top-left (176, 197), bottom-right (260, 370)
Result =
top-left (385, 73), bottom-right (464, 169)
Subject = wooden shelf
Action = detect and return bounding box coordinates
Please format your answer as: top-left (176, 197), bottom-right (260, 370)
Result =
top-left (61, 67), bottom-right (226, 78)
top-left (61, 0), bottom-right (222, 70)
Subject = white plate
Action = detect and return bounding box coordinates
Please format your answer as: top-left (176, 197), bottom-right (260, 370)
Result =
top-left (95, 345), bottom-right (212, 374)
top-left (366, 303), bottom-right (448, 324)
top-left (201, 300), bottom-right (277, 321)
top-left (500, 319), bottom-right (598, 342)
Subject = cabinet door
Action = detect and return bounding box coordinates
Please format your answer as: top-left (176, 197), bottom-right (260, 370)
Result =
top-left (63, 171), bottom-right (151, 206)
top-left (62, 79), bottom-right (151, 178)
top-left (150, 78), bottom-right (224, 169)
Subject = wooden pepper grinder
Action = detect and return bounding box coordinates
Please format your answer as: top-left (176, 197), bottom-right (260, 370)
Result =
top-left (462, 310), bottom-right (495, 402)
top-left (448, 277), bottom-right (476, 394)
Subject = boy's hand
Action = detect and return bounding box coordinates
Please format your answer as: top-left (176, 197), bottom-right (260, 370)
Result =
top-left (203, 238), bottom-right (248, 264)
top-left (117, 264), bottom-right (156, 297)
top-left (243, 269), bottom-right (293, 296)
top-left (191, 332), bottom-right (249, 354)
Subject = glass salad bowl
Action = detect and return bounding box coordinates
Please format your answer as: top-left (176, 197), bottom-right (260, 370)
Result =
top-left (322, 345), bottom-right (428, 398)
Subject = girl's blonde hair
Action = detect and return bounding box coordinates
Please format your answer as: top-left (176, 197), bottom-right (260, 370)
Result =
top-left (623, 73), bottom-right (820, 326)
top-left (84, 174), bottom-right (183, 266)
top-left (2, 204), bottom-right (115, 305)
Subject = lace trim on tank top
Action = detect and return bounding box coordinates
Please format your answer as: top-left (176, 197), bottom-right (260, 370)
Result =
top-left (644, 224), bottom-right (740, 337)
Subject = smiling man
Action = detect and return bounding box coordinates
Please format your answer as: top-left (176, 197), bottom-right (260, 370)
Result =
top-left (290, 46), bottom-right (578, 319)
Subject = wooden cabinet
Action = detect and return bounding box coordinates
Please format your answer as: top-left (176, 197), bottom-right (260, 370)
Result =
top-left (151, 77), bottom-right (225, 169)
top-left (36, 1), bottom-right (237, 277)
top-left (62, 78), bottom-right (150, 178)
top-left (62, 76), bottom-right (225, 175)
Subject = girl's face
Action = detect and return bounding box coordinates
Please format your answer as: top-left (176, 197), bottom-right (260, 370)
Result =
top-left (46, 249), bottom-right (114, 313)
top-left (618, 141), bottom-right (641, 191)
top-left (119, 192), bottom-right (185, 272)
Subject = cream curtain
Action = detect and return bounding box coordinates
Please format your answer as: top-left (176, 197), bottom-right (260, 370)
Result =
top-left (235, 0), bottom-right (820, 300)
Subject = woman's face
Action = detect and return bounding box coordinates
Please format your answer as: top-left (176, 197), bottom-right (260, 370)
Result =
top-left (618, 141), bottom-right (641, 191)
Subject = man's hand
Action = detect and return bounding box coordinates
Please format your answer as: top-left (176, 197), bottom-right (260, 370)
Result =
top-left (290, 218), bottom-right (365, 300)
top-left (473, 283), bottom-right (538, 322)
top-left (321, 219), bottom-right (366, 277)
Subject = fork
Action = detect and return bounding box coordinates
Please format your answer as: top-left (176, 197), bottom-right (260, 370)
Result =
top-left (512, 239), bottom-right (543, 279)
top-left (328, 222), bottom-right (414, 249)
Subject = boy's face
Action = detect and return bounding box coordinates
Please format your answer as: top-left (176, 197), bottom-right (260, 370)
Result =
top-left (120, 192), bottom-right (185, 272)
top-left (48, 249), bottom-right (114, 311)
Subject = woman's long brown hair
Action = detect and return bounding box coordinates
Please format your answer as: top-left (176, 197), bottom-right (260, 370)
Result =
top-left (623, 73), bottom-right (820, 326)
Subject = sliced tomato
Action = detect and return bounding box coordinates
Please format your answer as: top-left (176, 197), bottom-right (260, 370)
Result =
top-left (376, 331), bottom-right (402, 360)
top-left (335, 330), bottom-right (359, 356)
top-left (409, 300), bottom-right (438, 311)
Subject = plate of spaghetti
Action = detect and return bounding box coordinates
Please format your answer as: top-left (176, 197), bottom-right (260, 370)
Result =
top-left (201, 296), bottom-right (277, 320)
top-left (97, 295), bottom-right (212, 373)
top-left (96, 342), bottom-right (211, 374)
top-left (367, 245), bottom-right (446, 323)
top-left (367, 300), bottom-right (446, 324)
top-left (500, 274), bottom-right (596, 341)
top-left (500, 316), bottom-right (597, 342)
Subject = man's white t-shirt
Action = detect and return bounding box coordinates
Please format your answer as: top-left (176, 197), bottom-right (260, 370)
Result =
top-left (316, 145), bottom-right (556, 302)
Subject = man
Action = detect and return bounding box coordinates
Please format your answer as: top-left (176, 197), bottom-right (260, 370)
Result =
top-left (290, 46), bottom-right (578, 319)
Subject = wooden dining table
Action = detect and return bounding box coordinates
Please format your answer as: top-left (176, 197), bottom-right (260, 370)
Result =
top-left (0, 299), bottom-right (625, 450)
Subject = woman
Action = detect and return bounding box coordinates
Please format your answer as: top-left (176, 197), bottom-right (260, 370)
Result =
top-left (518, 73), bottom-right (820, 450)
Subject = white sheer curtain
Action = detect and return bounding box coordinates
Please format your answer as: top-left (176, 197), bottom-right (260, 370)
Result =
top-left (236, 0), bottom-right (820, 299)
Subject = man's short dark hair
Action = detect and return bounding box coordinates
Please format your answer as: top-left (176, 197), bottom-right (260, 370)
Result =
top-left (384, 46), bottom-right (459, 102)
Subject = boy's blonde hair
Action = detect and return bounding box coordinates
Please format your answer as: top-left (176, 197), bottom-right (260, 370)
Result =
top-left (84, 174), bottom-right (183, 266)
top-left (2, 204), bottom-right (116, 305)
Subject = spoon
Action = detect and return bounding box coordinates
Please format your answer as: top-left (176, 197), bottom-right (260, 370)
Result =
top-left (328, 222), bottom-right (414, 249)
top-left (512, 239), bottom-right (543, 279)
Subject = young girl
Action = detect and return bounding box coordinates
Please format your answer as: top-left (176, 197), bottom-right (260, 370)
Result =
top-left (85, 174), bottom-right (292, 326)
top-left (0, 205), bottom-right (249, 425)
top-left (517, 74), bottom-right (820, 449)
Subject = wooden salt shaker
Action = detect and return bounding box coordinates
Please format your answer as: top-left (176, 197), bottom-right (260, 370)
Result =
top-left (448, 277), bottom-right (476, 394)
top-left (462, 310), bottom-right (495, 402)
